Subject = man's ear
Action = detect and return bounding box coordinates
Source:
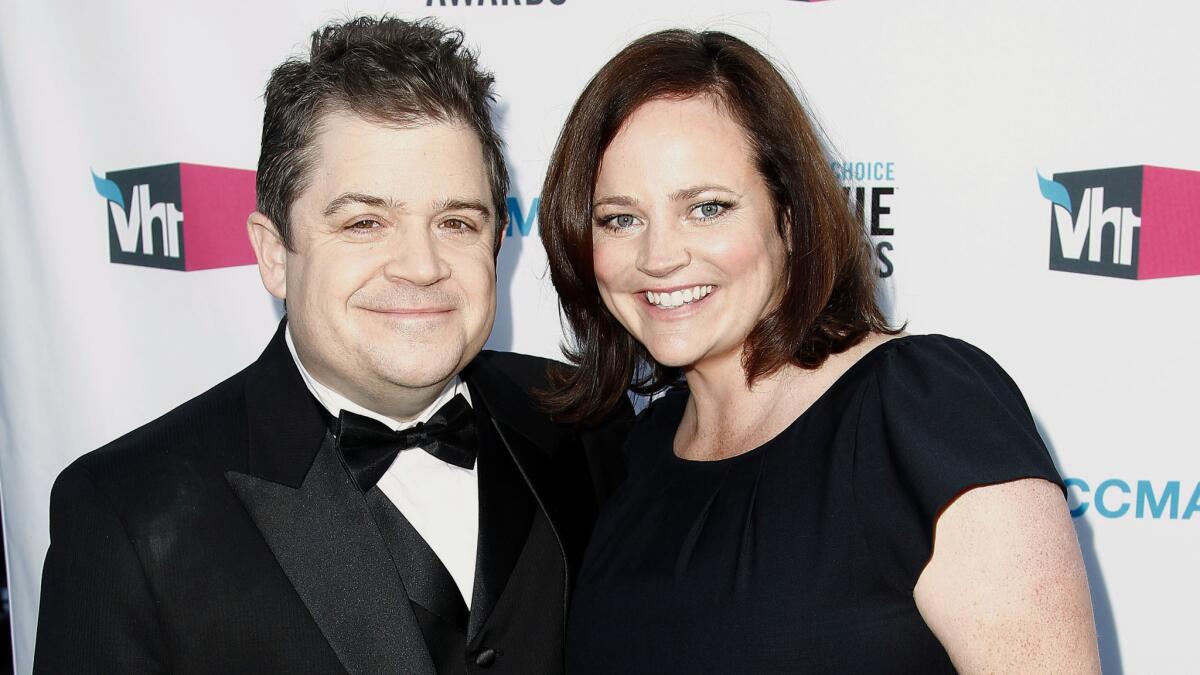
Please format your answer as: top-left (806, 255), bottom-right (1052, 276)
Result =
top-left (247, 212), bottom-right (288, 300)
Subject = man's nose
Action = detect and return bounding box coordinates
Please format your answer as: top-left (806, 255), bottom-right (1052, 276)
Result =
top-left (635, 220), bottom-right (690, 278)
top-left (383, 225), bottom-right (451, 286)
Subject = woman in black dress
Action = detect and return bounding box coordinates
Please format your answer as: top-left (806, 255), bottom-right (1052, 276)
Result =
top-left (538, 29), bottom-right (1100, 674)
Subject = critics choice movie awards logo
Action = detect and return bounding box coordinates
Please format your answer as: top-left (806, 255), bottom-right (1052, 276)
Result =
top-left (426, 0), bottom-right (565, 6)
top-left (833, 161), bottom-right (896, 279)
top-left (92, 163), bottom-right (257, 271)
top-left (1066, 477), bottom-right (1200, 520)
top-left (505, 197), bottom-right (539, 238)
top-left (1038, 165), bottom-right (1200, 280)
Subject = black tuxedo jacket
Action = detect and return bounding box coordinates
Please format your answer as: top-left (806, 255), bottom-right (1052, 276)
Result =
top-left (34, 321), bottom-right (630, 674)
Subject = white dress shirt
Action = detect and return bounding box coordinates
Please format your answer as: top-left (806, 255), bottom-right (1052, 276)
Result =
top-left (286, 327), bottom-right (479, 606)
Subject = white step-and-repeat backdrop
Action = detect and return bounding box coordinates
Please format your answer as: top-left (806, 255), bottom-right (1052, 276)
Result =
top-left (1, 1), bottom-right (1196, 672)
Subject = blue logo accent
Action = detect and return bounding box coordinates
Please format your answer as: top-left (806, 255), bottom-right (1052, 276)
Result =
top-left (1066, 477), bottom-right (1200, 520)
top-left (506, 196), bottom-right (540, 237)
top-left (1037, 171), bottom-right (1072, 212)
top-left (91, 169), bottom-right (125, 209)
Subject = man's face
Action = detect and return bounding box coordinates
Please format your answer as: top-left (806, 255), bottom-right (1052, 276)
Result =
top-left (270, 111), bottom-right (497, 415)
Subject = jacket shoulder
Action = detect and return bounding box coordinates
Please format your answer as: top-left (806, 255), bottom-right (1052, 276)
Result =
top-left (66, 365), bottom-right (251, 497)
top-left (470, 349), bottom-right (562, 392)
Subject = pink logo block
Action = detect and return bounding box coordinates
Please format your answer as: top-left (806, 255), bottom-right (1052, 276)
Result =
top-left (1042, 164), bottom-right (1200, 280)
top-left (179, 163), bottom-right (257, 271)
top-left (95, 162), bottom-right (257, 272)
top-left (1138, 166), bottom-right (1200, 280)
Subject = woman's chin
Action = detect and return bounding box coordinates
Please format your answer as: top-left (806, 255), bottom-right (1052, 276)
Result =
top-left (642, 342), bottom-right (703, 370)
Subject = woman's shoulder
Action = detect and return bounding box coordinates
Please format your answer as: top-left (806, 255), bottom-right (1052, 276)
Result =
top-left (850, 333), bottom-right (1025, 404)
top-left (616, 386), bottom-right (688, 461)
top-left (629, 385), bottom-right (689, 434)
top-left (849, 334), bottom-right (1064, 591)
top-left (852, 332), bottom-right (1045, 458)
top-left (863, 332), bottom-right (1003, 368)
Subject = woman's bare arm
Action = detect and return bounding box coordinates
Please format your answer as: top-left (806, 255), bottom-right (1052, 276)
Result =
top-left (914, 478), bottom-right (1101, 674)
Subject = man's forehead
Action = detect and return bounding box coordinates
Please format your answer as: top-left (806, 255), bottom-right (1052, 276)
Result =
top-left (311, 109), bottom-right (482, 163)
top-left (320, 192), bottom-right (493, 221)
top-left (301, 111), bottom-right (490, 211)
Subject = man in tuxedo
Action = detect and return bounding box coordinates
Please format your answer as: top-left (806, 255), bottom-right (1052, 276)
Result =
top-left (34, 16), bottom-right (628, 674)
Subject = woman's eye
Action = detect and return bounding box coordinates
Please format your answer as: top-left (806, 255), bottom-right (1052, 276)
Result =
top-left (694, 202), bottom-right (726, 219)
top-left (598, 213), bottom-right (637, 230)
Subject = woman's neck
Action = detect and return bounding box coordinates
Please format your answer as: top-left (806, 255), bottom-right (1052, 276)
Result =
top-left (674, 333), bottom-right (895, 461)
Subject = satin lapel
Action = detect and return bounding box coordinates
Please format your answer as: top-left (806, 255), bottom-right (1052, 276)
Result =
top-left (494, 415), bottom-right (597, 593)
top-left (461, 359), bottom-right (609, 635)
top-left (466, 387), bottom-right (536, 640)
top-left (226, 431), bottom-right (436, 675)
top-left (242, 318), bottom-right (328, 489)
top-left (366, 489), bottom-right (469, 632)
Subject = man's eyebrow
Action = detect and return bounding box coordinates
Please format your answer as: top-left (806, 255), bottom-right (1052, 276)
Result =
top-left (668, 184), bottom-right (739, 202)
top-left (592, 194), bottom-right (639, 210)
top-left (323, 192), bottom-right (401, 217)
top-left (436, 197), bottom-right (493, 222)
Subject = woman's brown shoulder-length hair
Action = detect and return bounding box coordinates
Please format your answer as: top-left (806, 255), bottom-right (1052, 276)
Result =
top-left (539, 28), bottom-right (896, 425)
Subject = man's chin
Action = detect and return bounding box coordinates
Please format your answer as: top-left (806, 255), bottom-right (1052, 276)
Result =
top-left (372, 352), bottom-right (469, 391)
top-left (354, 323), bottom-right (487, 389)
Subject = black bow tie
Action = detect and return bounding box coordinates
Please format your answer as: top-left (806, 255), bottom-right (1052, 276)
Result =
top-left (335, 394), bottom-right (477, 492)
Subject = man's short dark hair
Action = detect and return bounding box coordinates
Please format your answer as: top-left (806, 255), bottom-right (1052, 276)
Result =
top-left (256, 15), bottom-right (509, 250)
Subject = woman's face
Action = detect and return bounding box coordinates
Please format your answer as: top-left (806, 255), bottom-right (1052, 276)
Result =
top-left (591, 95), bottom-right (788, 371)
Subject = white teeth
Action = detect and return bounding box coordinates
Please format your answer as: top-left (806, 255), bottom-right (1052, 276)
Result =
top-left (644, 285), bottom-right (714, 308)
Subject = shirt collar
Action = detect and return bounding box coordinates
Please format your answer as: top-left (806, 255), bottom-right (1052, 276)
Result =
top-left (285, 324), bottom-right (471, 432)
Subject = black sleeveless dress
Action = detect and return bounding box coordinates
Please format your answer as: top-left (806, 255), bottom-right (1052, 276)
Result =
top-left (566, 335), bottom-right (1065, 674)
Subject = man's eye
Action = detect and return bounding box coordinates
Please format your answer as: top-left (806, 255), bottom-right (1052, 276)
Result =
top-left (440, 218), bottom-right (476, 231)
top-left (347, 219), bottom-right (381, 231)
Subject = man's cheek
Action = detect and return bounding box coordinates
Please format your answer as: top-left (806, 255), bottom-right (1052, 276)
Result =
top-left (319, 257), bottom-right (368, 305)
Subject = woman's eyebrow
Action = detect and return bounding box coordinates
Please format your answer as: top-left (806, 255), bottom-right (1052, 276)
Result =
top-left (669, 184), bottom-right (739, 201)
top-left (592, 194), bottom-right (640, 209)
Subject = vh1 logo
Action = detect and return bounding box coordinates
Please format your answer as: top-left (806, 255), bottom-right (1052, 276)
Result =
top-left (1039, 165), bottom-right (1200, 280)
top-left (92, 163), bottom-right (257, 271)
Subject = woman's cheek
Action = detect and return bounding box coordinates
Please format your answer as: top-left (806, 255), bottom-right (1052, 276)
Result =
top-left (591, 238), bottom-right (630, 293)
